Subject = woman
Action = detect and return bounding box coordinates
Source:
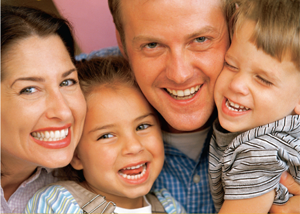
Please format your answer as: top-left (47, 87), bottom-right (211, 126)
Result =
top-left (1, 5), bottom-right (86, 213)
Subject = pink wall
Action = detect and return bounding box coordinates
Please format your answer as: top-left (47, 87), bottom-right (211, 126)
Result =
top-left (53, 0), bottom-right (117, 53)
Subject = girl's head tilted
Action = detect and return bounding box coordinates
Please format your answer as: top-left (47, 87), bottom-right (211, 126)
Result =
top-left (214, 0), bottom-right (300, 132)
top-left (71, 56), bottom-right (164, 209)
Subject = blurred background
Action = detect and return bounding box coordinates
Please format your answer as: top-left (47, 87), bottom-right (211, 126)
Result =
top-left (2, 0), bottom-right (118, 55)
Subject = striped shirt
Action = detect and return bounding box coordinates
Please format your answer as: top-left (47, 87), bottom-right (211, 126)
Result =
top-left (209, 115), bottom-right (300, 211)
top-left (25, 185), bottom-right (185, 214)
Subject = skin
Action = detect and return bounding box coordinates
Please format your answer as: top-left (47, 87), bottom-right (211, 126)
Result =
top-left (1, 35), bottom-right (86, 200)
top-left (117, 0), bottom-right (230, 133)
top-left (114, 0), bottom-right (300, 212)
top-left (215, 20), bottom-right (300, 133)
top-left (215, 20), bottom-right (300, 213)
top-left (71, 85), bottom-right (164, 209)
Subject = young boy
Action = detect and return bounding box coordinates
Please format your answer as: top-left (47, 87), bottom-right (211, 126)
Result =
top-left (25, 56), bottom-right (185, 214)
top-left (209, 0), bottom-right (300, 213)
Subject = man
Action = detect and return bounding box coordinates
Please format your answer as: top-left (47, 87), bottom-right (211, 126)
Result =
top-left (88, 0), bottom-right (300, 212)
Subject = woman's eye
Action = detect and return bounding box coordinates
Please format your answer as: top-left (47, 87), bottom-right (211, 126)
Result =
top-left (60, 79), bottom-right (77, 87)
top-left (136, 124), bottom-right (150, 131)
top-left (145, 42), bottom-right (158, 49)
top-left (19, 87), bottom-right (37, 95)
top-left (195, 37), bottom-right (207, 43)
top-left (98, 133), bottom-right (114, 140)
top-left (257, 76), bottom-right (273, 86)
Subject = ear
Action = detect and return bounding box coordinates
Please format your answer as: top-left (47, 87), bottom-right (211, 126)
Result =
top-left (70, 149), bottom-right (84, 170)
top-left (115, 28), bottom-right (127, 59)
top-left (294, 99), bottom-right (300, 115)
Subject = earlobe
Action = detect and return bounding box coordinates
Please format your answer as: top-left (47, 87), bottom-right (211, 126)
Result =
top-left (294, 98), bottom-right (300, 115)
top-left (115, 29), bottom-right (127, 59)
top-left (70, 150), bottom-right (84, 170)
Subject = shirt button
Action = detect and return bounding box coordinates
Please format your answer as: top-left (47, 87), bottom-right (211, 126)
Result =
top-left (193, 174), bottom-right (201, 183)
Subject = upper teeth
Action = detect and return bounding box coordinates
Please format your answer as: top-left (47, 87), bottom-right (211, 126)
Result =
top-left (119, 164), bottom-right (147, 180)
top-left (31, 128), bottom-right (69, 141)
top-left (123, 163), bottom-right (144, 170)
top-left (226, 99), bottom-right (249, 111)
top-left (166, 85), bottom-right (201, 99)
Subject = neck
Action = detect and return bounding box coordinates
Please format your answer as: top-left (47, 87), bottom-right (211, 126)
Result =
top-left (81, 181), bottom-right (144, 209)
top-left (1, 154), bottom-right (38, 200)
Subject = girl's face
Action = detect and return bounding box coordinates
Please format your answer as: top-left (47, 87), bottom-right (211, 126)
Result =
top-left (1, 35), bottom-right (86, 169)
top-left (71, 85), bottom-right (164, 209)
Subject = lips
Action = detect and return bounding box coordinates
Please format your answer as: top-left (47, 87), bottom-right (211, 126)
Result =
top-left (31, 127), bottom-right (71, 149)
top-left (165, 85), bottom-right (201, 100)
top-left (118, 163), bottom-right (148, 180)
top-left (225, 98), bottom-right (250, 112)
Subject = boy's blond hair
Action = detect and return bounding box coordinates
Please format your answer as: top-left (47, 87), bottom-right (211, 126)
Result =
top-left (227, 0), bottom-right (300, 69)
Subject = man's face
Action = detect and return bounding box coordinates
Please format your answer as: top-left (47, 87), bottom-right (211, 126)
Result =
top-left (118, 0), bottom-right (229, 133)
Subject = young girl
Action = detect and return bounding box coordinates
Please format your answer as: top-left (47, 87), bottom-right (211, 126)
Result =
top-left (209, 0), bottom-right (300, 213)
top-left (25, 56), bottom-right (185, 213)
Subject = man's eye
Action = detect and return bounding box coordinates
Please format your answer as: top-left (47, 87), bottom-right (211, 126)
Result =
top-left (145, 42), bottom-right (158, 49)
top-left (60, 79), bottom-right (77, 87)
top-left (97, 133), bottom-right (114, 140)
top-left (136, 124), bottom-right (150, 131)
top-left (195, 37), bottom-right (207, 43)
top-left (20, 87), bottom-right (37, 95)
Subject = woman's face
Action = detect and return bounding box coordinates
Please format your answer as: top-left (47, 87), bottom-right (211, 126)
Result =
top-left (1, 35), bottom-right (86, 169)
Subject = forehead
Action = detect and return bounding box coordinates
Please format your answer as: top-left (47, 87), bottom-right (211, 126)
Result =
top-left (120, 0), bottom-right (226, 39)
top-left (2, 35), bottom-right (73, 82)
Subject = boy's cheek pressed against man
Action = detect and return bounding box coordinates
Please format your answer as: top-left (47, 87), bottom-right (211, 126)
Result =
top-left (71, 85), bottom-right (164, 209)
top-left (214, 20), bottom-right (300, 133)
top-left (117, 0), bottom-right (230, 132)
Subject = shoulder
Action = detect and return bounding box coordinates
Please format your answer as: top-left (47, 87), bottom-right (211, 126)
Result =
top-left (151, 188), bottom-right (186, 214)
top-left (25, 184), bottom-right (81, 213)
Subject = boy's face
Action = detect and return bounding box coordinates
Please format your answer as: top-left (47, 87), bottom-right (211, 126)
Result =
top-left (71, 85), bottom-right (164, 208)
top-left (214, 20), bottom-right (300, 133)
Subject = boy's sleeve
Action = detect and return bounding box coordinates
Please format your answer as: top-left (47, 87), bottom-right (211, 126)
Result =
top-left (25, 185), bottom-right (82, 214)
top-left (153, 188), bottom-right (186, 214)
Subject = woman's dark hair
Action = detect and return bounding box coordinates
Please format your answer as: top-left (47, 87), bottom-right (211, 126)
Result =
top-left (1, 5), bottom-right (75, 62)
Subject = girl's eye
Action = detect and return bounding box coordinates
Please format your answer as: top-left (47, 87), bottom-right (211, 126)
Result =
top-left (19, 87), bottom-right (37, 95)
top-left (257, 76), bottom-right (273, 86)
top-left (145, 42), bottom-right (158, 49)
top-left (195, 37), bottom-right (207, 43)
top-left (136, 124), bottom-right (150, 131)
top-left (97, 133), bottom-right (114, 141)
top-left (60, 79), bottom-right (77, 87)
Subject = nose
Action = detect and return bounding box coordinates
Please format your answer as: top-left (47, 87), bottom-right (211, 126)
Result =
top-left (229, 72), bottom-right (250, 96)
top-left (165, 48), bottom-right (193, 84)
top-left (121, 134), bottom-right (144, 156)
top-left (45, 89), bottom-right (72, 121)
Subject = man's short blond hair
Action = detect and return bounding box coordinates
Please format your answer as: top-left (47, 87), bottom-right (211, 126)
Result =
top-left (108, 0), bottom-right (227, 52)
top-left (227, 0), bottom-right (300, 69)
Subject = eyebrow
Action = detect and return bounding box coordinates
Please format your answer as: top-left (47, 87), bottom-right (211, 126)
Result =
top-left (10, 68), bottom-right (76, 88)
top-left (132, 26), bottom-right (218, 44)
top-left (89, 113), bottom-right (156, 134)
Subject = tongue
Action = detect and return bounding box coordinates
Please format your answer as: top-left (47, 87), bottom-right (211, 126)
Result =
top-left (120, 165), bottom-right (143, 175)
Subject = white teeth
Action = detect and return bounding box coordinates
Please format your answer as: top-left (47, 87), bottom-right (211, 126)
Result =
top-left (123, 163), bottom-right (144, 170)
top-left (119, 164), bottom-right (147, 180)
top-left (166, 85), bottom-right (201, 99)
top-left (226, 99), bottom-right (250, 112)
top-left (31, 128), bottom-right (69, 141)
